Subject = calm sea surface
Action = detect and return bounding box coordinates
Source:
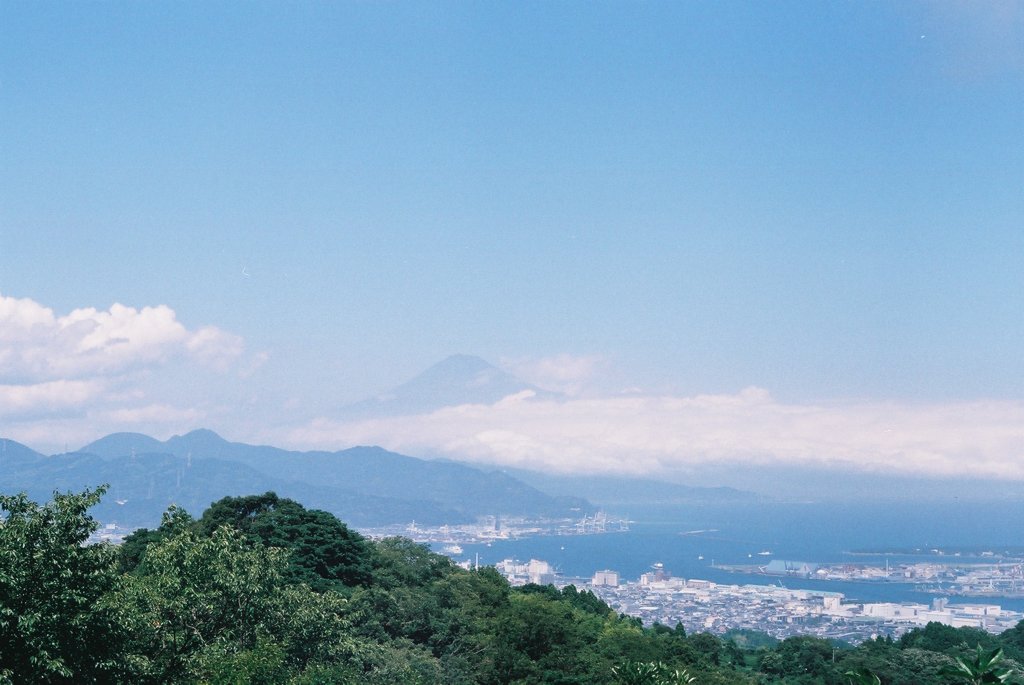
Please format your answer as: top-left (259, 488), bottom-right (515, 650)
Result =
top-left (449, 501), bottom-right (1024, 612)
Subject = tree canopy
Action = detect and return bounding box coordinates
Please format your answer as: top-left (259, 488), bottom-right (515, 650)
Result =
top-left (0, 487), bottom-right (126, 683)
top-left (2, 486), bottom-right (1023, 684)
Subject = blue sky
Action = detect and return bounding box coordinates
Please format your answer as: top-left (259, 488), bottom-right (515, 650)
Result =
top-left (1, 2), bottom-right (1022, 478)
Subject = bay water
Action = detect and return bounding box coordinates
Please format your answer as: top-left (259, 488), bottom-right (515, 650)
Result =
top-left (451, 500), bottom-right (1024, 612)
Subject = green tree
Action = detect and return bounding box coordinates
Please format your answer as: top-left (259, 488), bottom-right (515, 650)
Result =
top-left (599, 618), bottom-right (671, 669)
top-left (116, 527), bottom-right (168, 574)
top-left (611, 661), bottom-right (697, 684)
top-left (116, 505), bottom-right (193, 575)
top-left (844, 667), bottom-right (881, 685)
top-left (941, 646), bottom-right (1017, 684)
top-left (899, 622), bottom-right (996, 655)
top-left (0, 486), bottom-right (127, 683)
top-left (369, 536), bottom-right (455, 590)
top-left (112, 517), bottom-right (363, 682)
top-left (687, 632), bottom-right (724, 669)
top-left (999, 620), bottom-right (1024, 663)
top-left (560, 584), bottom-right (614, 618)
top-left (196, 492), bottom-right (372, 590)
top-left (759, 635), bottom-right (845, 684)
top-left (875, 646), bottom-right (956, 685)
top-left (197, 634), bottom-right (289, 685)
top-left (612, 661), bottom-right (661, 684)
top-left (493, 591), bottom-right (606, 684)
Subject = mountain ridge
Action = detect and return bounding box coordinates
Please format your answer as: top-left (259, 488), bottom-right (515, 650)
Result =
top-left (0, 429), bottom-right (591, 527)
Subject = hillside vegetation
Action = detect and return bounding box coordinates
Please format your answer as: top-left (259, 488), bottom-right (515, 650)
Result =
top-left (2, 487), bottom-right (1023, 684)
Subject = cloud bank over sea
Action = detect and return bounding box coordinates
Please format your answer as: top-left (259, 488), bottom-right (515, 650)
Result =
top-left (4, 291), bottom-right (1024, 483)
top-left (291, 388), bottom-right (1024, 481)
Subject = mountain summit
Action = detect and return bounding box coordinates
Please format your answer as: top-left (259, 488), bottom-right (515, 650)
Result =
top-left (340, 354), bottom-right (559, 418)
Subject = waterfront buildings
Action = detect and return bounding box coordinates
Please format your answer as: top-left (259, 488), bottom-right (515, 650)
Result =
top-left (592, 569), bottom-right (620, 587)
top-left (495, 558), bottom-right (556, 586)
top-left (493, 558), bottom-right (1024, 642)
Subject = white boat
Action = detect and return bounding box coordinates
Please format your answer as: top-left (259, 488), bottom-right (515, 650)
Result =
top-left (443, 544), bottom-right (464, 555)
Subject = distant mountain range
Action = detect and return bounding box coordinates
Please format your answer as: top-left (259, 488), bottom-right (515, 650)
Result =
top-left (0, 430), bottom-right (591, 528)
top-left (0, 354), bottom-right (770, 529)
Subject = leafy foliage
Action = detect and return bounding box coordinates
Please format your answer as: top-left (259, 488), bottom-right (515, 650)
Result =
top-left (612, 661), bottom-right (697, 684)
top-left (900, 621), bottom-right (998, 654)
top-left (844, 667), bottom-right (882, 685)
top-left (4, 486), bottom-right (1024, 685)
top-left (941, 646), bottom-right (1016, 684)
top-left (195, 492), bottom-right (373, 590)
top-left (0, 486), bottom-right (129, 683)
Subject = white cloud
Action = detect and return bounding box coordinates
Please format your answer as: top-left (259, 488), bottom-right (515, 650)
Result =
top-left (185, 326), bottom-right (246, 371)
top-left (288, 389), bottom-right (1024, 480)
top-left (1, 401), bottom-right (212, 452)
top-left (0, 379), bottom-right (105, 417)
top-left (0, 292), bottom-right (249, 442)
top-left (98, 403), bottom-right (204, 425)
top-left (237, 350), bottom-right (271, 379)
top-left (0, 293), bottom-right (245, 383)
top-left (500, 354), bottom-right (607, 396)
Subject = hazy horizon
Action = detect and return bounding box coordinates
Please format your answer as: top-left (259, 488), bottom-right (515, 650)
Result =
top-left (2, 3), bottom-right (1023, 488)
